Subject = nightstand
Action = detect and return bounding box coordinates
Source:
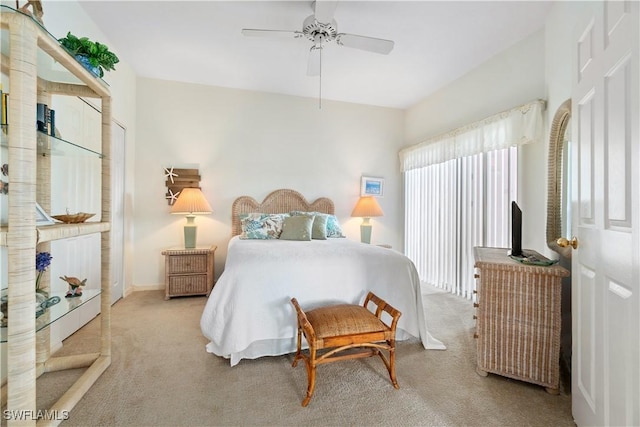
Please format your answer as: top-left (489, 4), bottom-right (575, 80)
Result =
top-left (161, 246), bottom-right (217, 300)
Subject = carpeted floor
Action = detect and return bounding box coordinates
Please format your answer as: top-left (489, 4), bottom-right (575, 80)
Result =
top-left (35, 285), bottom-right (574, 426)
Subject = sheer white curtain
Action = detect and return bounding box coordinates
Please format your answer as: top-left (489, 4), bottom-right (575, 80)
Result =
top-left (401, 100), bottom-right (543, 299)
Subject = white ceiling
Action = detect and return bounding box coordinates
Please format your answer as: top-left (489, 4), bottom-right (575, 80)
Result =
top-left (79, 1), bottom-right (552, 109)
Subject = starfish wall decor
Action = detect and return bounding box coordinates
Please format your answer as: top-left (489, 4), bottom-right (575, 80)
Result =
top-left (164, 167), bottom-right (202, 205)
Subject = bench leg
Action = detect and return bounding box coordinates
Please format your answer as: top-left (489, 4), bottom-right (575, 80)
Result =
top-left (293, 346), bottom-right (318, 407)
top-left (291, 331), bottom-right (318, 407)
top-left (292, 326), bottom-right (303, 367)
top-left (377, 341), bottom-right (400, 389)
top-left (388, 342), bottom-right (399, 389)
top-left (302, 359), bottom-right (316, 407)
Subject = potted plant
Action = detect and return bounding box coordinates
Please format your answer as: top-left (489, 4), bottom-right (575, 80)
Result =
top-left (58, 32), bottom-right (119, 78)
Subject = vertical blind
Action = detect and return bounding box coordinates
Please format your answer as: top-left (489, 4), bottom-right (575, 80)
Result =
top-left (401, 100), bottom-right (544, 299)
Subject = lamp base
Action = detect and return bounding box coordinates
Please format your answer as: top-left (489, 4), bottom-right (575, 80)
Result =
top-left (184, 215), bottom-right (197, 249)
top-left (360, 219), bottom-right (372, 244)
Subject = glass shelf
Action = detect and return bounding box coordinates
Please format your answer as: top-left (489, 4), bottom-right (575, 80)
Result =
top-left (1, 5), bottom-right (110, 88)
top-left (0, 128), bottom-right (103, 157)
top-left (0, 288), bottom-right (101, 343)
top-left (36, 129), bottom-right (103, 157)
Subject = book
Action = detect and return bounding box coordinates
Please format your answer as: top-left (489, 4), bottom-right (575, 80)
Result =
top-left (1, 92), bottom-right (7, 125)
top-left (36, 102), bottom-right (49, 133)
top-left (1, 92), bottom-right (7, 134)
top-left (49, 109), bottom-right (55, 136)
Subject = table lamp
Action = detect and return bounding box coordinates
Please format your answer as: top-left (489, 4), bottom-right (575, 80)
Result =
top-left (170, 188), bottom-right (213, 248)
top-left (351, 196), bottom-right (384, 244)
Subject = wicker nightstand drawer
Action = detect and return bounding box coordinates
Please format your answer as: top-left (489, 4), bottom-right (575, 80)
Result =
top-left (162, 246), bottom-right (217, 300)
top-left (168, 274), bottom-right (208, 295)
top-left (167, 254), bottom-right (208, 274)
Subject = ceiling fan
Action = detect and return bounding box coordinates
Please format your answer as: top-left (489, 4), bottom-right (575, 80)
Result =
top-left (241, 0), bottom-right (395, 77)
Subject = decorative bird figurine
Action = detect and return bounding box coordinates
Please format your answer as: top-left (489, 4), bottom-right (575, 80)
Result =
top-left (60, 275), bottom-right (87, 298)
top-left (17, 1), bottom-right (44, 24)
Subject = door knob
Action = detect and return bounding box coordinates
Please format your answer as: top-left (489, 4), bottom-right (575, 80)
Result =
top-left (557, 236), bottom-right (578, 249)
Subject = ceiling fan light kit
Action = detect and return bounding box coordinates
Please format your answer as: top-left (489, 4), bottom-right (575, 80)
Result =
top-left (242, 0), bottom-right (394, 108)
top-left (302, 15), bottom-right (338, 43)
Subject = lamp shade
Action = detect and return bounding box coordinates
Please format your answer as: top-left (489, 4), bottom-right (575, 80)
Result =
top-left (170, 188), bottom-right (213, 214)
top-left (351, 196), bottom-right (384, 218)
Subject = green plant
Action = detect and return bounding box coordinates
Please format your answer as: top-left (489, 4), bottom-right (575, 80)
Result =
top-left (58, 32), bottom-right (119, 78)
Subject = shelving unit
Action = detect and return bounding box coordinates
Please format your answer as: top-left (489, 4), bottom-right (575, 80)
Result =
top-left (0, 6), bottom-right (112, 426)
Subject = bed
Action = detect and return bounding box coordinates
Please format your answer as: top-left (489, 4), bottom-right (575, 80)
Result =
top-left (200, 189), bottom-right (445, 366)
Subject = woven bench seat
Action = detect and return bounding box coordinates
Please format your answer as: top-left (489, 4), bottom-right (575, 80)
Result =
top-left (290, 292), bottom-right (402, 407)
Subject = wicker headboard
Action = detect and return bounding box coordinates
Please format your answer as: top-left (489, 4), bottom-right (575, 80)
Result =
top-left (231, 189), bottom-right (335, 236)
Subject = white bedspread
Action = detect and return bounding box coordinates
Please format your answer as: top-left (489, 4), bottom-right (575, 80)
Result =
top-left (200, 237), bottom-right (445, 366)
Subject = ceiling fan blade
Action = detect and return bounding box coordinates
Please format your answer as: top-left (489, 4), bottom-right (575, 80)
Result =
top-left (241, 29), bottom-right (301, 39)
top-left (307, 46), bottom-right (321, 76)
top-left (313, 0), bottom-right (338, 24)
top-left (337, 33), bottom-right (394, 54)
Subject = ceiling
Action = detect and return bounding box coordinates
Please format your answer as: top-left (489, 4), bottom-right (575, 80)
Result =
top-left (79, 1), bottom-right (552, 109)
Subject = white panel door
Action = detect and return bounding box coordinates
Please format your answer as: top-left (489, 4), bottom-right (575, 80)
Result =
top-left (571, 1), bottom-right (639, 425)
top-left (110, 121), bottom-right (125, 303)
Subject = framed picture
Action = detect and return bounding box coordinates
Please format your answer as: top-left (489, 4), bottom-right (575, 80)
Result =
top-left (361, 176), bottom-right (384, 197)
top-left (35, 202), bottom-right (55, 226)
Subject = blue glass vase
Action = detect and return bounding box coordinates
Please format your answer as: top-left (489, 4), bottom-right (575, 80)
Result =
top-left (74, 54), bottom-right (102, 78)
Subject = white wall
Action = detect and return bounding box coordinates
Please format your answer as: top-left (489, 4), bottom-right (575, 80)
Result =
top-left (134, 78), bottom-right (405, 288)
top-left (403, 29), bottom-right (548, 253)
top-left (545, 1), bottom-right (575, 125)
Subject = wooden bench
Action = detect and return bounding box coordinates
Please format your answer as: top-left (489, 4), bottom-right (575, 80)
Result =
top-left (290, 292), bottom-right (402, 406)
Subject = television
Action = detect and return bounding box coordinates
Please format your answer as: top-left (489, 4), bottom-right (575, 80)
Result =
top-left (511, 201), bottom-right (523, 257)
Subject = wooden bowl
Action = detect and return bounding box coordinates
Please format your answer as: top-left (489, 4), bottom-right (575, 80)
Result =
top-left (51, 213), bottom-right (95, 223)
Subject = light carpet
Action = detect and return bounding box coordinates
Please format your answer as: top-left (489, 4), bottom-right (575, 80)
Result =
top-left (35, 285), bottom-right (574, 426)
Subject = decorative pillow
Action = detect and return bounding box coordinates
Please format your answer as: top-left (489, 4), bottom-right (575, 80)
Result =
top-left (289, 210), bottom-right (328, 240)
top-left (290, 210), bottom-right (345, 238)
top-left (324, 214), bottom-right (346, 238)
top-left (289, 211), bottom-right (314, 221)
top-left (279, 215), bottom-right (313, 241)
top-left (239, 213), bottom-right (288, 239)
top-left (311, 214), bottom-right (328, 240)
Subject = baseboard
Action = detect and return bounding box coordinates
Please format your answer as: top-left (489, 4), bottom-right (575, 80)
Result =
top-left (130, 284), bottom-right (164, 293)
top-left (50, 339), bottom-right (63, 355)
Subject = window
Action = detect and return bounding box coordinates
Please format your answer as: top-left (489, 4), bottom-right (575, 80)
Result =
top-left (404, 147), bottom-right (517, 298)
top-left (400, 100), bottom-right (544, 299)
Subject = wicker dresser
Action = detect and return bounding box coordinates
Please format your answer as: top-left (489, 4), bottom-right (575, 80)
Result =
top-left (473, 247), bottom-right (570, 394)
top-left (162, 246), bottom-right (217, 300)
